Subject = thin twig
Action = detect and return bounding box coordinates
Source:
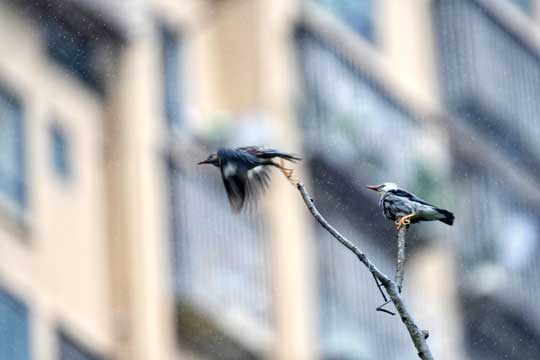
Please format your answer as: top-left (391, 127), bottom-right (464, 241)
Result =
top-left (296, 182), bottom-right (434, 360)
top-left (395, 226), bottom-right (408, 292)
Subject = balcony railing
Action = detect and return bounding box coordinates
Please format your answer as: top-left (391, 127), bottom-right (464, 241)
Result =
top-left (453, 164), bottom-right (540, 358)
top-left (168, 147), bottom-right (273, 354)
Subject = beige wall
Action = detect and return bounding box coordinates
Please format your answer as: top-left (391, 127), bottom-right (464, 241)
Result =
top-left (378, 0), bottom-right (441, 109)
top-left (105, 15), bottom-right (177, 360)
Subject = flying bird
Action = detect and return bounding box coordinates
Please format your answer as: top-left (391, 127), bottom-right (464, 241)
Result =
top-left (367, 182), bottom-right (454, 230)
top-left (198, 146), bottom-right (301, 212)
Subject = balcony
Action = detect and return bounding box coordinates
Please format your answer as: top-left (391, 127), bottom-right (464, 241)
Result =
top-left (433, 0), bottom-right (540, 176)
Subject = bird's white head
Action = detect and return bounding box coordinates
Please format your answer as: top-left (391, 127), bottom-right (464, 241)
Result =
top-left (366, 182), bottom-right (399, 193)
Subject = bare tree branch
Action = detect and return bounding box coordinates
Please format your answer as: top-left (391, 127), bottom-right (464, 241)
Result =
top-left (296, 182), bottom-right (434, 360)
top-left (395, 226), bottom-right (408, 292)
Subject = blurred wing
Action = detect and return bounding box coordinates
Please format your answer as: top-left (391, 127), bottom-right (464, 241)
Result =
top-left (220, 162), bottom-right (272, 212)
top-left (246, 165), bottom-right (272, 197)
top-left (220, 166), bottom-right (248, 212)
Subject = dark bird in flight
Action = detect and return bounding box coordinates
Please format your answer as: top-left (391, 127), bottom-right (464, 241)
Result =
top-left (198, 146), bottom-right (301, 212)
top-left (367, 182), bottom-right (454, 230)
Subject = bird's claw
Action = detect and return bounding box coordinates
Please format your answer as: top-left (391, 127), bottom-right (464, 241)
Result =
top-left (395, 212), bottom-right (416, 230)
top-left (279, 161), bottom-right (298, 185)
top-left (286, 171), bottom-right (299, 185)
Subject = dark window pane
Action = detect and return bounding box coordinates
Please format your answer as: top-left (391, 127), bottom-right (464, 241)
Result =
top-left (50, 124), bottom-right (71, 180)
top-left (162, 27), bottom-right (182, 127)
top-left (58, 331), bottom-right (103, 360)
top-left (0, 287), bottom-right (30, 360)
top-left (0, 89), bottom-right (25, 207)
top-left (46, 20), bottom-right (102, 93)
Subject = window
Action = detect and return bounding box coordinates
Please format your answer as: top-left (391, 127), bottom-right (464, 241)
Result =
top-left (46, 20), bottom-right (103, 93)
top-left (49, 124), bottom-right (71, 181)
top-left (0, 88), bottom-right (25, 207)
top-left (312, 0), bottom-right (374, 41)
top-left (58, 330), bottom-right (103, 360)
top-left (0, 287), bottom-right (30, 360)
top-left (161, 27), bottom-right (183, 128)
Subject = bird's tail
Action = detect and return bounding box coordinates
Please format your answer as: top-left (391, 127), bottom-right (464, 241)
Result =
top-left (437, 209), bottom-right (455, 226)
top-left (273, 152), bottom-right (302, 163)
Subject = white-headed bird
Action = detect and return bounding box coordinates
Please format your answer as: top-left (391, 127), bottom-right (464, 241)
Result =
top-left (198, 146), bottom-right (301, 212)
top-left (367, 182), bottom-right (454, 230)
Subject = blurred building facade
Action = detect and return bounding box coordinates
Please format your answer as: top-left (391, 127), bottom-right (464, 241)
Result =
top-left (0, 0), bottom-right (539, 360)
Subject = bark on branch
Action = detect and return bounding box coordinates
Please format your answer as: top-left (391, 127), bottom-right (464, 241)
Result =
top-left (296, 182), bottom-right (434, 360)
top-left (395, 226), bottom-right (408, 292)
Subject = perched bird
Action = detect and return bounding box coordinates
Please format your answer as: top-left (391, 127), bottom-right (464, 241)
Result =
top-left (197, 146), bottom-right (301, 212)
top-left (366, 182), bottom-right (454, 230)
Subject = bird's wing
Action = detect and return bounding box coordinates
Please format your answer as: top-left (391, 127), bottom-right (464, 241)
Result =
top-left (218, 150), bottom-right (271, 212)
top-left (390, 189), bottom-right (436, 207)
top-left (218, 148), bottom-right (258, 166)
top-left (382, 193), bottom-right (415, 219)
top-left (237, 146), bottom-right (302, 163)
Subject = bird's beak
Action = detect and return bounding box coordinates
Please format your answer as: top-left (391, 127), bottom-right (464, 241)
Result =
top-left (366, 185), bottom-right (379, 192)
top-left (197, 160), bottom-right (210, 165)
